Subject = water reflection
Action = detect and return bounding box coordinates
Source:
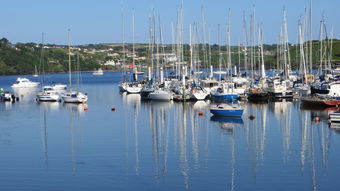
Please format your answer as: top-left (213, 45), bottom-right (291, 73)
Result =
top-left (210, 116), bottom-right (243, 132)
top-left (12, 87), bottom-right (38, 102)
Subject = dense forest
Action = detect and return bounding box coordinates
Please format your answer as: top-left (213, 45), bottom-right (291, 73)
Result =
top-left (1, 37), bottom-right (340, 75)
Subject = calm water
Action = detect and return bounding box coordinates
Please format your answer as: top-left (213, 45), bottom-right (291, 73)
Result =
top-left (0, 72), bottom-right (339, 191)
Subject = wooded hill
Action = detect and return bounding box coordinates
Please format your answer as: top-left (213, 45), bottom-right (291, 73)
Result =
top-left (1, 37), bottom-right (340, 75)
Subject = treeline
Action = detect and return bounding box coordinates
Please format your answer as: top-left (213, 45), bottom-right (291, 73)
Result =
top-left (0, 38), bottom-right (102, 75)
top-left (1, 37), bottom-right (340, 75)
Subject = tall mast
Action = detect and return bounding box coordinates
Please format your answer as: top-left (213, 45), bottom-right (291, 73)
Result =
top-left (298, 20), bottom-right (308, 83)
top-left (122, 12), bottom-right (126, 80)
top-left (218, 24), bottom-right (222, 81)
top-left (242, 11), bottom-right (248, 75)
top-left (132, 8), bottom-right (137, 81)
top-left (41, 32), bottom-right (45, 83)
top-left (309, 0), bottom-right (313, 74)
top-left (259, 24), bottom-right (266, 79)
top-left (189, 24), bottom-right (193, 77)
top-left (68, 29), bottom-right (72, 91)
top-left (227, 8), bottom-right (232, 80)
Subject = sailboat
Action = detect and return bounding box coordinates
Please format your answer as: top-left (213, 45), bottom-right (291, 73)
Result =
top-left (210, 23), bottom-right (238, 101)
top-left (61, 30), bottom-right (88, 104)
top-left (36, 33), bottom-right (60, 102)
top-left (33, 65), bottom-right (39, 77)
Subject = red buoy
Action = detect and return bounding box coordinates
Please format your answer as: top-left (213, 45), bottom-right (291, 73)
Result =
top-left (111, 107), bottom-right (116, 111)
top-left (84, 107), bottom-right (88, 111)
top-left (249, 115), bottom-right (255, 120)
top-left (198, 112), bottom-right (203, 116)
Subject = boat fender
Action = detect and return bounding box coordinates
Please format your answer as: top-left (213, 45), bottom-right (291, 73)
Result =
top-left (315, 117), bottom-right (320, 123)
top-left (249, 115), bottom-right (255, 120)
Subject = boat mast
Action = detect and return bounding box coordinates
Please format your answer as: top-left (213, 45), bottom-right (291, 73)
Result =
top-left (218, 24), bottom-right (222, 82)
top-left (259, 23), bottom-right (266, 79)
top-left (41, 32), bottom-right (45, 84)
top-left (298, 20), bottom-right (308, 84)
top-left (132, 8), bottom-right (137, 81)
top-left (227, 8), bottom-right (232, 81)
top-left (242, 11), bottom-right (248, 76)
top-left (309, 0), bottom-right (313, 74)
top-left (68, 29), bottom-right (72, 91)
top-left (122, 11), bottom-right (126, 81)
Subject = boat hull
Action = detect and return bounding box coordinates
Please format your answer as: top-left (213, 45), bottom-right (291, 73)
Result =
top-left (148, 91), bottom-right (172, 101)
top-left (37, 94), bottom-right (60, 102)
top-left (211, 93), bottom-right (239, 101)
top-left (210, 108), bottom-right (244, 117)
top-left (126, 87), bottom-right (142, 94)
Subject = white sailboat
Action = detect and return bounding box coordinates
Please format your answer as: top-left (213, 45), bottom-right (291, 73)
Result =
top-left (33, 65), bottom-right (39, 77)
top-left (61, 30), bottom-right (88, 104)
top-left (92, 68), bottom-right (104, 76)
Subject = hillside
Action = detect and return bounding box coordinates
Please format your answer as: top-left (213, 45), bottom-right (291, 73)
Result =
top-left (1, 37), bottom-right (340, 75)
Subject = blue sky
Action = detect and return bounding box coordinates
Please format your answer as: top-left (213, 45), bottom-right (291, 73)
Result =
top-left (0, 0), bottom-right (338, 45)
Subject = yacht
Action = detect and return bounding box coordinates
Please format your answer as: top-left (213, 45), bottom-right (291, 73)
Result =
top-left (61, 91), bottom-right (88, 103)
top-left (36, 86), bottom-right (60, 102)
top-left (266, 79), bottom-right (293, 98)
top-left (11, 77), bottom-right (40, 88)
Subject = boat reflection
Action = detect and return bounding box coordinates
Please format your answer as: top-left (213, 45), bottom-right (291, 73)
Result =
top-left (192, 100), bottom-right (209, 111)
top-left (37, 101), bottom-right (61, 111)
top-left (12, 87), bottom-right (38, 102)
top-left (210, 116), bottom-right (243, 132)
top-left (62, 103), bottom-right (87, 115)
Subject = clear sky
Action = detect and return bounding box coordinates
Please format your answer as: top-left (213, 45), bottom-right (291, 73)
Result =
top-left (0, 0), bottom-right (338, 45)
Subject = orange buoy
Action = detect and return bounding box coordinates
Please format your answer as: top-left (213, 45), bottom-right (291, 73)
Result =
top-left (84, 107), bottom-right (88, 111)
top-left (198, 112), bottom-right (203, 116)
top-left (111, 107), bottom-right (116, 111)
top-left (249, 115), bottom-right (255, 120)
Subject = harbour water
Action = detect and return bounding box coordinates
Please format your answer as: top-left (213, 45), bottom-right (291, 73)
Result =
top-left (0, 72), bottom-right (340, 190)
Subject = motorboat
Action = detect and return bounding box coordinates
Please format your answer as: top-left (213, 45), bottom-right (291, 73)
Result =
top-left (11, 77), bottom-right (40, 88)
top-left (0, 88), bottom-right (16, 102)
top-left (36, 86), bottom-right (60, 102)
top-left (266, 79), bottom-right (293, 98)
top-left (61, 91), bottom-right (88, 103)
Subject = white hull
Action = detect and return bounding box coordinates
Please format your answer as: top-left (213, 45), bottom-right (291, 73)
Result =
top-left (12, 83), bottom-right (39, 88)
top-left (52, 84), bottom-right (67, 90)
top-left (11, 77), bottom-right (40, 88)
top-left (126, 86), bottom-right (142, 94)
top-left (61, 92), bottom-right (88, 103)
top-left (148, 90), bottom-right (172, 101)
top-left (191, 91), bottom-right (208, 100)
top-left (37, 94), bottom-right (60, 102)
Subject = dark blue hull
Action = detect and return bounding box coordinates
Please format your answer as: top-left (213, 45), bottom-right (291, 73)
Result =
top-left (210, 108), bottom-right (244, 117)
